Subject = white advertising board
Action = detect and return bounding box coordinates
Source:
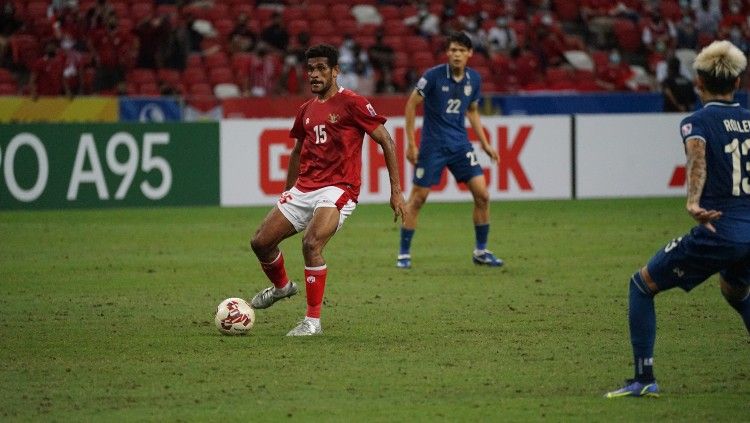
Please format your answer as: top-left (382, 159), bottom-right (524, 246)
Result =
top-left (576, 113), bottom-right (689, 198)
top-left (220, 116), bottom-right (572, 206)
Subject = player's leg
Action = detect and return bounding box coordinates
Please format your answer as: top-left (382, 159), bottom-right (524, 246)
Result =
top-left (719, 260), bottom-right (750, 334)
top-left (285, 207), bottom-right (340, 336)
top-left (397, 185), bottom-right (430, 268)
top-left (249, 195), bottom-right (307, 309)
top-left (397, 149), bottom-right (444, 269)
top-left (454, 153), bottom-right (503, 267)
top-left (607, 229), bottom-right (718, 398)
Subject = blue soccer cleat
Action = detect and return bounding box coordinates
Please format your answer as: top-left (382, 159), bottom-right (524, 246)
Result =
top-left (472, 250), bottom-right (504, 267)
top-left (605, 379), bottom-right (660, 398)
top-left (396, 254), bottom-right (411, 269)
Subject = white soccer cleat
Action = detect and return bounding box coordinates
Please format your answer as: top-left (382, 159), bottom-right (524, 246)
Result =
top-left (250, 281), bottom-right (298, 309)
top-left (286, 318), bottom-right (322, 336)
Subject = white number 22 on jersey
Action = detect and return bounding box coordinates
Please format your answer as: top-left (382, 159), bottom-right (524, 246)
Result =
top-left (446, 99), bottom-right (461, 114)
top-left (314, 124), bottom-right (327, 144)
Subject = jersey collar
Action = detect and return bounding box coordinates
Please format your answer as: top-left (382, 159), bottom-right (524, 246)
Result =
top-left (703, 100), bottom-right (740, 108)
top-left (445, 64), bottom-right (470, 83)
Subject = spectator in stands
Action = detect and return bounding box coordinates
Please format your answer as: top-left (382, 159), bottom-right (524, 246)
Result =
top-left (229, 13), bottom-right (257, 54)
top-left (134, 13), bottom-right (171, 69)
top-left (726, 24), bottom-right (749, 56)
top-left (260, 12), bottom-right (289, 54)
top-left (641, 9), bottom-right (677, 55)
top-left (486, 16), bottom-right (517, 56)
top-left (596, 48), bottom-right (635, 91)
top-left (163, 14), bottom-right (189, 70)
top-left (0, 1), bottom-right (21, 68)
top-left (243, 44), bottom-right (277, 97)
top-left (580, 0), bottom-right (615, 49)
top-left (89, 14), bottom-right (132, 93)
top-left (661, 56), bottom-right (696, 112)
top-left (404, 2), bottom-right (440, 38)
top-left (368, 31), bottom-right (395, 75)
top-left (29, 40), bottom-right (69, 99)
top-left (84, 0), bottom-right (114, 31)
top-left (694, 0), bottom-right (721, 37)
top-left (375, 67), bottom-right (399, 94)
top-left (676, 15), bottom-right (699, 50)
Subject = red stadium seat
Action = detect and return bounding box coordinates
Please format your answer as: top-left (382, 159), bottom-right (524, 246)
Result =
top-left (287, 19), bottom-right (308, 37)
top-left (139, 82), bottom-right (160, 96)
top-left (412, 51), bottom-right (434, 69)
top-left (232, 4), bottom-right (254, 18)
top-left (401, 36), bottom-right (430, 54)
top-left (0, 68), bottom-right (16, 84)
top-left (209, 67), bottom-right (234, 86)
top-left (553, 0), bottom-right (579, 23)
top-left (207, 4), bottom-right (230, 22)
top-left (309, 21), bottom-right (336, 38)
top-left (157, 69), bottom-right (181, 86)
top-left (0, 82), bottom-right (18, 95)
top-left (231, 52), bottom-right (254, 74)
top-left (186, 53), bottom-right (203, 69)
top-left (189, 83), bottom-right (213, 96)
top-left (213, 19), bottom-right (235, 39)
top-left (382, 35), bottom-right (403, 52)
top-left (127, 68), bottom-right (157, 85)
top-left (330, 4), bottom-right (351, 21)
top-left (306, 4), bottom-right (327, 21)
top-left (10, 35), bottom-right (40, 70)
top-left (182, 68), bottom-right (208, 86)
top-left (130, 2), bottom-right (154, 22)
top-left (383, 19), bottom-right (409, 36)
top-left (613, 19), bottom-right (641, 52)
top-left (110, 2), bottom-right (128, 18)
top-left (354, 35), bottom-right (376, 50)
top-left (337, 20), bottom-right (359, 37)
top-left (378, 5), bottom-right (400, 20)
top-left (25, 1), bottom-right (48, 20)
top-left (468, 55), bottom-right (488, 68)
top-left (283, 7), bottom-right (306, 22)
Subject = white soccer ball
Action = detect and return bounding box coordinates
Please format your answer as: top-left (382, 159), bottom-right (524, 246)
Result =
top-left (215, 298), bottom-right (255, 335)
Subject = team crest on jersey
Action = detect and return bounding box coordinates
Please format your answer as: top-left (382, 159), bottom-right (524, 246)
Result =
top-left (328, 113), bottom-right (339, 123)
top-left (464, 84), bottom-right (472, 96)
top-left (416, 167), bottom-right (424, 178)
top-left (305, 117), bottom-right (310, 124)
top-left (681, 123), bottom-right (692, 137)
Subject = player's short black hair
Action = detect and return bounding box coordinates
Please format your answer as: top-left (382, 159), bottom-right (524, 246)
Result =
top-left (446, 31), bottom-right (473, 50)
top-left (696, 69), bottom-right (739, 95)
top-left (305, 44), bottom-right (339, 67)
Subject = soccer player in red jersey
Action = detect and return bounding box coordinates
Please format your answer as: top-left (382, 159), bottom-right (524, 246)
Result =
top-left (249, 44), bottom-right (406, 336)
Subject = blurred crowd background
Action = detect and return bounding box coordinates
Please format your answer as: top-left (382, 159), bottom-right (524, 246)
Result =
top-left (0, 0), bottom-right (747, 111)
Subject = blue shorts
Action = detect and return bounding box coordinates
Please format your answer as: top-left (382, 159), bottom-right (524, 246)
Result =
top-left (413, 146), bottom-right (483, 188)
top-left (647, 225), bottom-right (750, 292)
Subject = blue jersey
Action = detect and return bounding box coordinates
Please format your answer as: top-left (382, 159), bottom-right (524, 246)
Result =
top-left (415, 64), bottom-right (481, 153)
top-left (680, 101), bottom-right (750, 242)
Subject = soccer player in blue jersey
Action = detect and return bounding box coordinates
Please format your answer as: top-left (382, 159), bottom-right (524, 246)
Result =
top-left (396, 32), bottom-right (503, 269)
top-left (606, 40), bottom-right (750, 399)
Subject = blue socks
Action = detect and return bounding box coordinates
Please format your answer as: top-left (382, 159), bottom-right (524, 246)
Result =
top-left (725, 290), bottom-right (750, 335)
top-left (399, 227), bottom-right (415, 255)
top-left (475, 224), bottom-right (489, 251)
top-left (629, 272), bottom-right (656, 382)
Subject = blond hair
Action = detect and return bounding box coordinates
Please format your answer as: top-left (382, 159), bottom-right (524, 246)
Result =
top-left (693, 40), bottom-right (747, 79)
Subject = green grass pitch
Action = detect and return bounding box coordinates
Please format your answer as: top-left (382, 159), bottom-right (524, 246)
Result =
top-left (1, 198), bottom-right (747, 421)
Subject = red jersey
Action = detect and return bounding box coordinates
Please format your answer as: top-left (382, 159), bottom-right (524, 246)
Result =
top-left (32, 54), bottom-right (66, 96)
top-left (289, 87), bottom-right (386, 202)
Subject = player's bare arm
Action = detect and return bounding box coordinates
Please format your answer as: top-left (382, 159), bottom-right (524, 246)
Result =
top-left (370, 124), bottom-right (407, 223)
top-left (285, 138), bottom-right (302, 190)
top-left (685, 137), bottom-right (722, 231)
top-left (467, 102), bottom-right (498, 161)
top-left (404, 90), bottom-right (423, 165)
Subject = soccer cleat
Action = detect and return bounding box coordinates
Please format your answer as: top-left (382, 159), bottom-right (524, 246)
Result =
top-left (250, 281), bottom-right (298, 309)
top-left (472, 250), bottom-right (504, 267)
top-left (286, 318), bottom-right (322, 336)
top-left (396, 254), bottom-right (412, 269)
top-left (605, 379), bottom-right (660, 398)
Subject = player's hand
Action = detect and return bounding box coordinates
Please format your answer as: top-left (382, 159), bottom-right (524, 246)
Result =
top-left (390, 192), bottom-right (407, 223)
top-left (483, 144), bottom-right (499, 162)
top-left (406, 144), bottom-right (419, 165)
top-left (686, 202), bottom-right (722, 233)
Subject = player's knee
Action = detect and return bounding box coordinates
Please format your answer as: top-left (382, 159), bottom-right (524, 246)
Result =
top-left (720, 277), bottom-right (749, 303)
top-left (301, 235), bottom-right (322, 257)
top-left (631, 270), bottom-right (656, 297)
top-left (472, 189), bottom-right (490, 208)
top-left (250, 232), bottom-right (269, 256)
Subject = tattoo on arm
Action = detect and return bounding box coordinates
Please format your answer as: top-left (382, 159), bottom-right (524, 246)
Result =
top-left (685, 139), bottom-right (707, 205)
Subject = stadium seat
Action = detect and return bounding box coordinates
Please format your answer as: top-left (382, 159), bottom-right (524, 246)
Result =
top-left (139, 82), bottom-right (160, 96)
top-left (330, 4), bottom-right (352, 21)
top-left (393, 51), bottom-right (408, 68)
top-left (111, 2), bottom-right (128, 18)
top-left (402, 36), bottom-right (430, 54)
top-left (0, 68), bottom-right (16, 84)
top-left (130, 2), bottom-right (154, 22)
top-left (207, 4), bottom-right (230, 22)
top-left (468, 55), bottom-right (488, 68)
top-left (383, 19), bottom-right (409, 36)
top-left (231, 52), bottom-right (253, 74)
top-left (127, 68), bottom-right (157, 85)
top-left (25, 1), bottom-right (48, 20)
top-left (309, 22), bottom-right (335, 38)
top-left (613, 19), bottom-right (641, 52)
top-left (186, 53), bottom-right (203, 69)
top-left (212, 19), bottom-right (235, 39)
top-left (287, 19), bottom-right (308, 37)
top-left (338, 20), bottom-right (359, 37)
top-left (306, 4), bottom-right (327, 21)
top-left (354, 35), bottom-right (376, 50)
top-left (382, 35), bottom-right (403, 52)
top-left (283, 7), bottom-right (306, 22)
top-left (553, 0), bottom-right (579, 23)
top-left (209, 67), bottom-right (234, 86)
top-left (0, 82), bottom-right (18, 95)
top-left (10, 35), bottom-right (40, 70)
top-left (378, 5), bottom-right (400, 20)
top-left (157, 69), bottom-right (181, 86)
top-left (232, 4), bottom-right (254, 18)
top-left (412, 51), bottom-right (434, 69)
top-left (189, 83), bottom-right (213, 96)
top-left (660, 0), bottom-right (682, 21)
top-left (182, 68), bottom-right (208, 86)
top-left (204, 51), bottom-right (229, 68)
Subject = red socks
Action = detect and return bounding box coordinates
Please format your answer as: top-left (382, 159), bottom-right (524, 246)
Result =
top-left (304, 265), bottom-right (327, 318)
top-left (260, 252), bottom-right (289, 290)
